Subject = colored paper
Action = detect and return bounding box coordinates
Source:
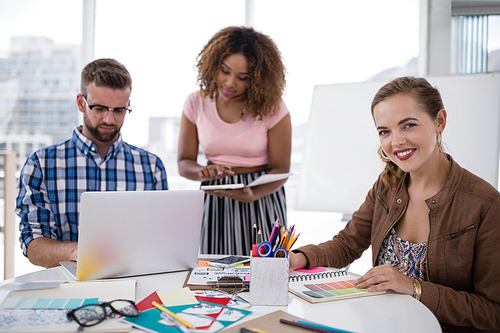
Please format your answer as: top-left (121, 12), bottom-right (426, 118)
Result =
top-left (122, 301), bottom-right (252, 333)
top-left (295, 267), bottom-right (327, 274)
top-left (197, 260), bottom-right (212, 267)
top-left (157, 287), bottom-right (199, 307)
top-left (136, 290), bottom-right (162, 311)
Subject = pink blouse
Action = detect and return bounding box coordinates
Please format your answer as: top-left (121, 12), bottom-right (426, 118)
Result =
top-left (183, 91), bottom-right (290, 167)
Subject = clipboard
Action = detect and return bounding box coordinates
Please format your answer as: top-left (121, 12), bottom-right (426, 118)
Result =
top-left (183, 269), bottom-right (249, 293)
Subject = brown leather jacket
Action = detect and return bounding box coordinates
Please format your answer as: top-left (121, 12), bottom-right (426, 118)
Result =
top-left (297, 156), bottom-right (500, 332)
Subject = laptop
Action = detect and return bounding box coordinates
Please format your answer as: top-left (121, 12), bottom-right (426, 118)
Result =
top-left (60, 190), bottom-right (204, 281)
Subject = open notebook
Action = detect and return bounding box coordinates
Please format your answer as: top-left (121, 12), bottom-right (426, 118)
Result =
top-left (289, 267), bottom-right (385, 303)
top-left (60, 190), bottom-right (204, 281)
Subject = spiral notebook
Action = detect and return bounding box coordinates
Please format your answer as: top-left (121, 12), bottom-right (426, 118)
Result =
top-left (288, 267), bottom-right (385, 303)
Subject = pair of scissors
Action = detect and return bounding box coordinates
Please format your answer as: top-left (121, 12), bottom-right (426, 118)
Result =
top-left (256, 241), bottom-right (288, 258)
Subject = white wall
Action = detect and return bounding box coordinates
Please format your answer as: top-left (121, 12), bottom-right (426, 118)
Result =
top-left (296, 73), bottom-right (500, 216)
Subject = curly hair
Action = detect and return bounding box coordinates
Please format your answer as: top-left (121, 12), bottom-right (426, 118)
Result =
top-left (81, 58), bottom-right (132, 96)
top-left (196, 26), bottom-right (286, 119)
top-left (371, 76), bottom-right (445, 188)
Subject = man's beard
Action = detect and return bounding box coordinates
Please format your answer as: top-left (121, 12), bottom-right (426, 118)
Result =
top-left (83, 112), bottom-right (120, 143)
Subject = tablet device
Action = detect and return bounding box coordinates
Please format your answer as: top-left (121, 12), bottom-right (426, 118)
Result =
top-left (201, 184), bottom-right (244, 190)
top-left (207, 255), bottom-right (251, 267)
top-left (200, 172), bottom-right (297, 191)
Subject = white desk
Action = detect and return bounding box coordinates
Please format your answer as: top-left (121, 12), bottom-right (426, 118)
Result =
top-left (0, 265), bottom-right (441, 333)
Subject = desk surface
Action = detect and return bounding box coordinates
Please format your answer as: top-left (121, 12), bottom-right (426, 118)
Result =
top-left (0, 265), bottom-right (441, 333)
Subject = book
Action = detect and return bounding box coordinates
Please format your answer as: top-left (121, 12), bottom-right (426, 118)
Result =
top-left (288, 267), bottom-right (385, 303)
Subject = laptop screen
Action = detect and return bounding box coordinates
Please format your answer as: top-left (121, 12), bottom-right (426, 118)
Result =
top-left (74, 190), bottom-right (203, 281)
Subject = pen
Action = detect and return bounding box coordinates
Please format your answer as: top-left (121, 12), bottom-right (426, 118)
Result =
top-left (279, 319), bottom-right (354, 333)
top-left (152, 301), bottom-right (193, 328)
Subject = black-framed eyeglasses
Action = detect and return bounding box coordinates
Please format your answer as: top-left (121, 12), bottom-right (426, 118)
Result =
top-left (67, 299), bottom-right (140, 330)
top-left (81, 94), bottom-right (132, 119)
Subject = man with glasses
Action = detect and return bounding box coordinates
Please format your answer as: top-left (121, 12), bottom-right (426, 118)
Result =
top-left (16, 58), bottom-right (168, 268)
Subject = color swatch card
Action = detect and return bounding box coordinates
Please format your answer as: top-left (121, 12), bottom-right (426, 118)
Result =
top-left (0, 296), bottom-right (99, 309)
top-left (288, 267), bottom-right (385, 303)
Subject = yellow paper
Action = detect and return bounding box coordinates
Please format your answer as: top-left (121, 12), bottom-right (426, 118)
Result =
top-left (157, 287), bottom-right (199, 307)
top-left (10, 279), bottom-right (136, 302)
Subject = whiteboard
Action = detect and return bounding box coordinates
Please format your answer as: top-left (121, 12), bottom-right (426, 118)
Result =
top-left (296, 73), bottom-right (500, 216)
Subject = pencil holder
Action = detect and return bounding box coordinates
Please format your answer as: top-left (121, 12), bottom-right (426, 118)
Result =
top-left (250, 257), bottom-right (289, 306)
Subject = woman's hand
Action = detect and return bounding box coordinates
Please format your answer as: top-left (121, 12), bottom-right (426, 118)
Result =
top-left (198, 164), bottom-right (235, 181)
top-left (289, 252), bottom-right (308, 272)
top-left (355, 264), bottom-right (414, 295)
top-left (203, 187), bottom-right (256, 203)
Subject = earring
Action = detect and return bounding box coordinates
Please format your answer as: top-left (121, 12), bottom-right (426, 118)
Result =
top-left (378, 146), bottom-right (391, 163)
top-left (437, 133), bottom-right (442, 151)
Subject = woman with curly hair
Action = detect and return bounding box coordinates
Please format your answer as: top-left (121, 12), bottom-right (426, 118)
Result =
top-left (178, 26), bottom-right (291, 255)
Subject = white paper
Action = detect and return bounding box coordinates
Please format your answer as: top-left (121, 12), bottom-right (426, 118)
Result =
top-left (247, 172), bottom-right (296, 187)
top-left (201, 172), bottom-right (296, 190)
top-left (10, 279), bottom-right (136, 302)
top-left (0, 281), bottom-right (67, 291)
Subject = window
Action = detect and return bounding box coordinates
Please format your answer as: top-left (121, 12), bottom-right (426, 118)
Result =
top-left (93, 0), bottom-right (419, 142)
top-left (94, 0), bottom-right (245, 149)
top-left (488, 15), bottom-right (500, 72)
top-left (0, 0), bottom-right (82, 161)
top-left (26, 143), bottom-right (33, 154)
top-left (451, 0), bottom-right (500, 74)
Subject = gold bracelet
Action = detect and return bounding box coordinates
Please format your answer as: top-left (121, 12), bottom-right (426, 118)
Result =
top-left (412, 279), bottom-right (422, 301)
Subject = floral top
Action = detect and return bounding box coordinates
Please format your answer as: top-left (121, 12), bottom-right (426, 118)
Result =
top-left (377, 227), bottom-right (428, 281)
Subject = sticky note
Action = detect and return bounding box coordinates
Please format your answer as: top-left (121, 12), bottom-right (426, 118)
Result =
top-left (157, 287), bottom-right (199, 307)
top-left (295, 267), bottom-right (327, 274)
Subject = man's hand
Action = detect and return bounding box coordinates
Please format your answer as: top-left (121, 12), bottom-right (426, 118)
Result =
top-left (27, 238), bottom-right (78, 268)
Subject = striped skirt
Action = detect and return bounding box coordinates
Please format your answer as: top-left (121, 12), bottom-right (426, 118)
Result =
top-left (200, 170), bottom-right (287, 255)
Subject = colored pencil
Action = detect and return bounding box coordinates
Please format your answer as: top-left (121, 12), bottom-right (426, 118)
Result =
top-left (279, 319), bottom-right (354, 333)
top-left (253, 224), bottom-right (257, 244)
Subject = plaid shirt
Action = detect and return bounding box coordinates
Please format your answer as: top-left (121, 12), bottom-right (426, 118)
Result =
top-left (16, 126), bottom-right (168, 256)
